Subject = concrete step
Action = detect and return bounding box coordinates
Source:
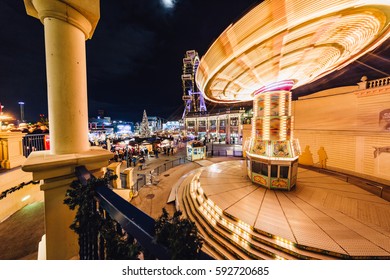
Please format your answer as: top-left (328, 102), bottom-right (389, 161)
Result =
top-left (181, 183), bottom-right (248, 260)
top-left (183, 175), bottom-right (339, 260)
top-left (182, 181), bottom-right (270, 259)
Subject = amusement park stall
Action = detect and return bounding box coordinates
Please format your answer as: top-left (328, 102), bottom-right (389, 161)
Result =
top-left (186, 140), bottom-right (206, 161)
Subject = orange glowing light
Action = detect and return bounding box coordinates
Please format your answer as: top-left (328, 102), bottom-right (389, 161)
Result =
top-left (195, 0), bottom-right (390, 103)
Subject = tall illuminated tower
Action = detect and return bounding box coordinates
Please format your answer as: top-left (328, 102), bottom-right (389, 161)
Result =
top-left (18, 101), bottom-right (25, 122)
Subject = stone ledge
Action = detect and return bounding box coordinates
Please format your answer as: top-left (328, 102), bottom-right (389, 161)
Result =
top-left (22, 147), bottom-right (112, 181)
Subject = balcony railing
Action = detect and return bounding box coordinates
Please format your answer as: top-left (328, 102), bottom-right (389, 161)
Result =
top-left (367, 77), bottom-right (390, 89)
top-left (206, 143), bottom-right (243, 157)
top-left (74, 165), bottom-right (212, 260)
top-left (22, 134), bottom-right (48, 157)
top-left (120, 156), bottom-right (189, 192)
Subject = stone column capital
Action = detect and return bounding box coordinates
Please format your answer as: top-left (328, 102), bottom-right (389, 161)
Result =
top-left (24, 0), bottom-right (100, 39)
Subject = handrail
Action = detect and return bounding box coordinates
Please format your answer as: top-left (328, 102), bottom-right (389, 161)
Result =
top-left (75, 165), bottom-right (171, 260)
top-left (0, 179), bottom-right (40, 200)
top-left (95, 184), bottom-right (171, 260)
top-left (22, 133), bottom-right (48, 157)
top-left (75, 165), bottom-right (213, 259)
top-left (127, 156), bottom-right (189, 191)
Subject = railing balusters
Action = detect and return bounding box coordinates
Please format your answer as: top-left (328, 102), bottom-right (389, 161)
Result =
top-left (128, 156), bottom-right (189, 190)
top-left (367, 76), bottom-right (390, 89)
top-left (72, 165), bottom-right (213, 260)
top-left (22, 134), bottom-right (48, 157)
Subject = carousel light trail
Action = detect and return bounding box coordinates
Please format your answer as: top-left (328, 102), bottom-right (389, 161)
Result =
top-left (188, 172), bottom-right (296, 259)
top-left (195, 0), bottom-right (390, 190)
top-left (196, 0), bottom-right (390, 103)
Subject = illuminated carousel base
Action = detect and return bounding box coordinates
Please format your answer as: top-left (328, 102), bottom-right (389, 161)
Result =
top-left (178, 160), bottom-right (390, 260)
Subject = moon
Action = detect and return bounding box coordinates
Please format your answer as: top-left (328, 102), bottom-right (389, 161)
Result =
top-left (161, 0), bottom-right (175, 9)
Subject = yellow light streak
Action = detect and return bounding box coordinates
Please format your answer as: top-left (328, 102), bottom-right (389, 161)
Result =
top-left (196, 0), bottom-right (390, 103)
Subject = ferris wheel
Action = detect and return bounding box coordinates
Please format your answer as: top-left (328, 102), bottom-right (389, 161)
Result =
top-left (181, 50), bottom-right (207, 119)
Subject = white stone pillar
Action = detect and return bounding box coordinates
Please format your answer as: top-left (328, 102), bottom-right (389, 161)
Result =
top-left (22, 150), bottom-right (112, 260)
top-left (25, 0), bottom-right (99, 155)
top-left (23, 0), bottom-right (108, 260)
top-left (44, 17), bottom-right (89, 154)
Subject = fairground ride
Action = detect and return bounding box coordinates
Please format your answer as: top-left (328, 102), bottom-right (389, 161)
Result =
top-left (181, 50), bottom-right (207, 119)
top-left (195, 0), bottom-right (390, 190)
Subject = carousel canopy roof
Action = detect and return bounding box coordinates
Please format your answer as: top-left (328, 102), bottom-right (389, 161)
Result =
top-left (195, 0), bottom-right (390, 103)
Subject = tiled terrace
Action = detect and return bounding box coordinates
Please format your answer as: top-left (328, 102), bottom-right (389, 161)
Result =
top-left (181, 160), bottom-right (390, 259)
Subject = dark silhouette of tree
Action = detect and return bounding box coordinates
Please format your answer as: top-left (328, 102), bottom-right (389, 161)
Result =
top-left (64, 173), bottom-right (141, 260)
top-left (154, 208), bottom-right (203, 260)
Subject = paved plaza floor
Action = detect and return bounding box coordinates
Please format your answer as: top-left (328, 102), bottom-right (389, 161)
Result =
top-left (189, 160), bottom-right (390, 258)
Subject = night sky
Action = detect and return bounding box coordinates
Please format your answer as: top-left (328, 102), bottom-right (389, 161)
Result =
top-left (1, 0), bottom-right (390, 123)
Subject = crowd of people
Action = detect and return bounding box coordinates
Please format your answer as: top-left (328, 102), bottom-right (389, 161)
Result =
top-left (108, 143), bottom-right (178, 170)
top-left (110, 145), bottom-right (147, 170)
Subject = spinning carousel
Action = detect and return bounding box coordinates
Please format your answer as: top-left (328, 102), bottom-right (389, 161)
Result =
top-left (195, 0), bottom-right (390, 190)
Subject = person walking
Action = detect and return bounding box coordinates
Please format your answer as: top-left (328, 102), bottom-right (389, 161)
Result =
top-left (138, 156), bottom-right (145, 170)
top-left (131, 156), bottom-right (137, 167)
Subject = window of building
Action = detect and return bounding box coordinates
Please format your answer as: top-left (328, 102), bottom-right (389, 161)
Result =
top-left (209, 120), bottom-right (216, 131)
top-left (271, 165), bottom-right (278, 177)
top-left (280, 166), bottom-right (289, 178)
top-left (252, 161), bottom-right (261, 174)
top-left (230, 117), bottom-right (239, 126)
top-left (261, 163), bottom-right (268, 176)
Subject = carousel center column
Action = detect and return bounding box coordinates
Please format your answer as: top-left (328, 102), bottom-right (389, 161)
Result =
top-left (245, 80), bottom-right (301, 191)
top-left (22, 0), bottom-right (112, 260)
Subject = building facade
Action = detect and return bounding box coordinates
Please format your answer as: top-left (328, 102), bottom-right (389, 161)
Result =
top-left (293, 76), bottom-right (390, 184)
top-left (184, 108), bottom-right (250, 144)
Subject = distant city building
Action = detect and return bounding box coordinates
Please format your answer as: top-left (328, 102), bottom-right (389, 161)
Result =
top-left (163, 121), bottom-right (180, 131)
top-left (88, 115), bottom-right (113, 134)
top-left (147, 115), bottom-right (165, 133)
top-left (113, 120), bottom-right (134, 136)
